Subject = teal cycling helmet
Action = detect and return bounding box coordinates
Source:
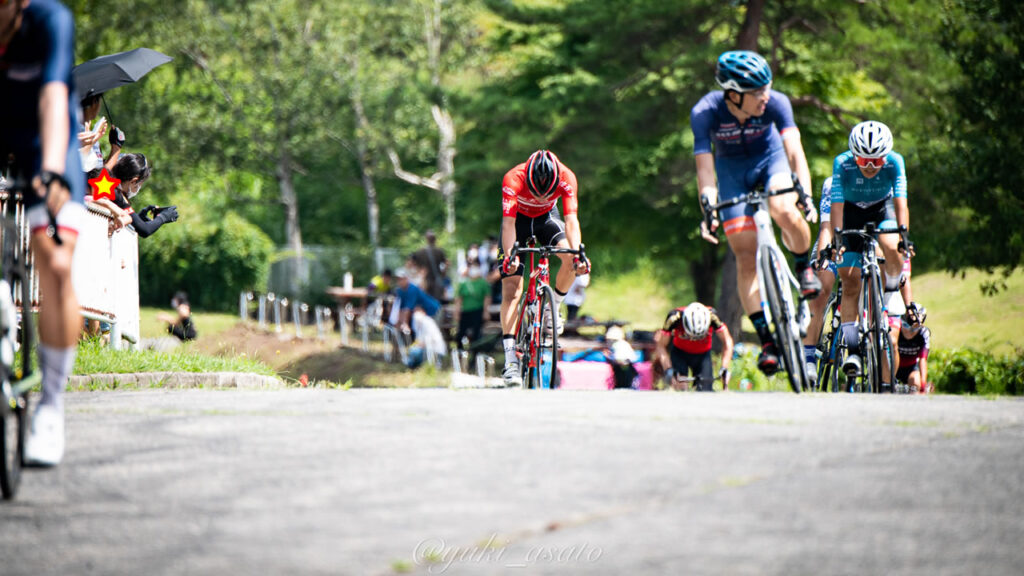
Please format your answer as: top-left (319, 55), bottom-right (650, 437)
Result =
top-left (716, 51), bottom-right (773, 92)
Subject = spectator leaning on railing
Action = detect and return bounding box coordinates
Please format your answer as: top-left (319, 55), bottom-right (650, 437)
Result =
top-left (93, 152), bottom-right (177, 238)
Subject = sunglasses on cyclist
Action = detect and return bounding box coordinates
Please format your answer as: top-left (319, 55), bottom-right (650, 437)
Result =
top-left (855, 156), bottom-right (886, 169)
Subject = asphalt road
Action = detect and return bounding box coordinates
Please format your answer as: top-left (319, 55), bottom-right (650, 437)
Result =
top-left (2, 389), bottom-right (1023, 576)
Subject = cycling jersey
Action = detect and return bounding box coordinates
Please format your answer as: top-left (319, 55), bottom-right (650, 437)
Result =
top-left (830, 151), bottom-right (906, 208)
top-left (502, 160), bottom-right (578, 219)
top-left (898, 326), bottom-right (930, 369)
top-left (690, 90), bottom-right (799, 159)
top-left (820, 176), bottom-right (833, 223)
top-left (662, 305), bottom-right (725, 355)
top-left (0, 0), bottom-right (84, 207)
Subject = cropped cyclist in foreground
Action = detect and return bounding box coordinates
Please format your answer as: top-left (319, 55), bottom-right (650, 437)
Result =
top-left (691, 50), bottom-right (819, 376)
top-left (821, 121), bottom-right (913, 383)
top-left (1, 0), bottom-right (87, 466)
top-left (656, 303), bottom-right (734, 392)
top-left (497, 150), bottom-right (590, 387)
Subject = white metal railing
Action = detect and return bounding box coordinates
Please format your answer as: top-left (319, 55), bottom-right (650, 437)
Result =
top-left (72, 205), bottom-right (140, 350)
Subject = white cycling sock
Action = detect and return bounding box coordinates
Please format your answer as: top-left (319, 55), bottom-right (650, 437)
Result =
top-left (38, 343), bottom-right (76, 410)
top-left (502, 336), bottom-right (516, 365)
top-left (551, 288), bottom-right (566, 308)
top-left (841, 322), bottom-right (858, 349)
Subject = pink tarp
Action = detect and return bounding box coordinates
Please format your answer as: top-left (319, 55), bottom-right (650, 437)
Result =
top-left (557, 360), bottom-right (655, 391)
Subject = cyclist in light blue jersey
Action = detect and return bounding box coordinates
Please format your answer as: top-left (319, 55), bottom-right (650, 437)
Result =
top-left (691, 50), bottom-right (819, 375)
top-left (823, 121), bottom-right (914, 380)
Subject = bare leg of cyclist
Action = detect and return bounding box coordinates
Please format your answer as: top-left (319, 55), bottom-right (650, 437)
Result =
top-left (767, 193), bottom-right (819, 300)
top-left (499, 275), bottom-right (525, 384)
top-left (726, 230), bottom-right (778, 374)
top-left (26, 232), bottom-right (80, 466)
top-left (802, 269), bottom-right (835, 379)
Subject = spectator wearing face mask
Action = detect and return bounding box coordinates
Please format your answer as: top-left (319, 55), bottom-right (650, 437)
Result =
top-left (102, 152), bottom-right (178, 238)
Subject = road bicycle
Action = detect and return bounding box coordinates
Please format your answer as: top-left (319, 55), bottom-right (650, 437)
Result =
top-left (814, 280), bottom-right (844, 393)
top-left (704, 177), bottom-right (811, 393)
top-left (831, 223), bottom-right (908, 393)
top-left (663, 370), bottom-right (728, 392)
top-left (0, 204), bottom-right (39, 500)
top-left (508, 238), bottom-right (587, 390)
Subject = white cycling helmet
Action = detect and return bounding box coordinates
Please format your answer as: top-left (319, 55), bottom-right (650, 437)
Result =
top-left (848, 121), bottom-right (894, 159)
top-left (682, 303), bottom-right (711, 339)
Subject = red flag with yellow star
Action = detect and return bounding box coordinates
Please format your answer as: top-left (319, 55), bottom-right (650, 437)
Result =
top-left (88, 168), bottom-right (120, 202)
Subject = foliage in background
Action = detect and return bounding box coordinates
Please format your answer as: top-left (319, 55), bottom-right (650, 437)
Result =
top-left (139, 210), bottom-right (274, 312)
top-left (66, 0), bottom-right (1021, 309)
top-left (930, 348), bottom-right (1024, 396)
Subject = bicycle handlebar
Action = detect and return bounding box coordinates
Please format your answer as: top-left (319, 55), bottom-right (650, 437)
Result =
top-left (702, 173), bottom-right (807, 236)
top-left (510, 240), bottom-right (587, 262)
top-left (833, 224), bottom-right (908, 243)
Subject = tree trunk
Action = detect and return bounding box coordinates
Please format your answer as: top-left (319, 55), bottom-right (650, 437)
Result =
top-left (350, 70), bottom-right (381, 269)
top-left (716, 250), bottom-right (745, 348)
top-left (276, 146), bottom-right (303, 296)
top-left (736, 0), bottom-right (765, 51)
top-left (427, 0), bottom-right (457, 235)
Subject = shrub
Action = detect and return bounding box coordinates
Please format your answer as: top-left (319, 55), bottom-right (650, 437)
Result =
top-left (139, 211), bottom-right (274, 312)
top-left (930, 348), bottom-right (1024, 395)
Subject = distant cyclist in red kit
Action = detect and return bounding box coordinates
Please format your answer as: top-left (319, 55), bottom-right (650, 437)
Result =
top-left (497, 150), bottom-right (590, 387)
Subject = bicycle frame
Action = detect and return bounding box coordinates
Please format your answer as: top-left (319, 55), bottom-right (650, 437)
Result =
top-left (750, 197), bottom-right (810, 338)
top-left (836, 224), bottom-right (905, 392)
top-left (513, 243), bottom-right (550, 382)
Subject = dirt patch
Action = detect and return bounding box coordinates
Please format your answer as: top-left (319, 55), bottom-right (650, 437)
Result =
top-left (193, 322), bottom-right (445, 387)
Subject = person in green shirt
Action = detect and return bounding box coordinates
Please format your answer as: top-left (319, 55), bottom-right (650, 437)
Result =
top-left (454, 266), bottom-right (491, 354)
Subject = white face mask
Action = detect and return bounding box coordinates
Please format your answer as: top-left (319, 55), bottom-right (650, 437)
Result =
top-left (126, 181), bottom-right (143, 199)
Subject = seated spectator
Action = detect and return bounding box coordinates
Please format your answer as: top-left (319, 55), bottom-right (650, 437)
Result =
top-left (604, 325), bottom-right (639, 389)
top-left (405, 309), bottom-right (447, 369)
top-left (392, 267), bottom-right (441, 337)
top-left (156, 291), bottom-right (197, 342)
top-left (454, 265), bottom-right (490, 354)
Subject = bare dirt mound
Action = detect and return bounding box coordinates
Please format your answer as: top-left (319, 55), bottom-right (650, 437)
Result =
top-left (193, 322), bottom-right (439, 387)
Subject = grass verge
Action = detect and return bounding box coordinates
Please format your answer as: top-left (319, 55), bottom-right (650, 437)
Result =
top-left (75, 338), bottom-right (275, 376)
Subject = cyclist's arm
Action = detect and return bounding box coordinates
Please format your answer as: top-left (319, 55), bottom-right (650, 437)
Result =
top-left (501, 216), bottom-right (516, 258)
top-left (715, 326), bottom-right (734, 371)
top-left (39, 82), bottom-right (71, 175)
top-left (919, 356), bottom-right (927, 386)
top-left (781, 133), bottom-right (812, 197)
top-left (830, 201), bottom-right (844, 234)
top-left (654, 330), bottom-right (671, 371)
top-left (695, 153), bottom-right (717, 206)
top-left (894, 196), bottom-right (909, 232)
top-left (565, 213), bottom-right (582, 251)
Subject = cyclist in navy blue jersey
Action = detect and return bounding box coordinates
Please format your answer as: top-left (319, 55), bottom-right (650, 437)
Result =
top-left (1, 0), bottom-right (87, 466)
top-left (691, 50), bottom-right (819, 375)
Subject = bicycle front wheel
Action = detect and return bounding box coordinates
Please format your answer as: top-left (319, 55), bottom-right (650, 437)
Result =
top-left (536, 285), bottom-right (559, 389)
top-left (514, 296), bottom-right (534, 390)
top-left (0, 219), bottom-right (28, 500)
top-left (762, 250), bottom-right (806, 393)
top-left (815, 293), bottom-right (840, 393)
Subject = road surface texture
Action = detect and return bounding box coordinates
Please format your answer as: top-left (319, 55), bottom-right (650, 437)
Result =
top-left (2, 389), bottom-right (1022, 576)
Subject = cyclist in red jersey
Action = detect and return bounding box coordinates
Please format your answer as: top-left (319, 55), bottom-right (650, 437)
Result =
top-left (656, 303), bottom-right (734, 391)
top-left (498, 150), bottom-right (589, 387)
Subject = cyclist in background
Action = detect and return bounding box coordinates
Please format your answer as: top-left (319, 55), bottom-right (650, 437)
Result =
top-left (655, 303), bottom-right (734, 392)
top-left (802, 176), bottom-right (840, 386)
top-left (822, 121), bottom-right (913, 385)
top-left (497, 150), bottom-right (589, 387)
top-left (896, 303), bottom-right (930, 393)
top-left (1, 0), bottom-right (87, 466)
top-left (691, 50), bottom-right (819, 376)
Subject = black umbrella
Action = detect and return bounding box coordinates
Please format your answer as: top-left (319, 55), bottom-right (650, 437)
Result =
top-left (73, 47), bottom-right (173, 100)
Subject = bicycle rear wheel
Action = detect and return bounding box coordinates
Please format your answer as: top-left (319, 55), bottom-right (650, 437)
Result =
top-left (535, 285), bottom-right (559, 389)
top-left (762, 250), bottom-right (806, 393)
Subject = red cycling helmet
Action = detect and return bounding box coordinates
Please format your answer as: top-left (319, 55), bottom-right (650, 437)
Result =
top-left (526, 150), bottom-right (561, 198)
